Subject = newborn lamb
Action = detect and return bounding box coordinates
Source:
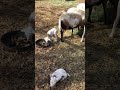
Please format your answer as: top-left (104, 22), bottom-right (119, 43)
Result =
top-left (47, 28), bottom-right (58, 42)
top-left (50, 68), bottom-right (70, 87)
top-left (44, 36), bottom-right (51, 46)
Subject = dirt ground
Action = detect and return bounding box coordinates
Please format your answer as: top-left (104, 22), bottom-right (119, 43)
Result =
top-left (0, 0), bottom-right (35, 89)
top-left (85, 5), bottom-right (120, 89)
top-left (35, 0), bottom-right (85, 90)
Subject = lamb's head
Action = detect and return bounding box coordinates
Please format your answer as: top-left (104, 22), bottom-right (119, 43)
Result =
top-left (50, 74), bottom-right (58, 87)
top-left (44, 36), bottom-right (51, 46)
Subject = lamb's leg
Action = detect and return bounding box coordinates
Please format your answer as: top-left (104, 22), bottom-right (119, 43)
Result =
top-left (54, 34), bottom-right (58, 42)
top-left (109, 1), bottom-right (120, 38)
top-left (55, 30), bottom-right (58, 42)
top-left (81, 25), bottom-right (85, 42)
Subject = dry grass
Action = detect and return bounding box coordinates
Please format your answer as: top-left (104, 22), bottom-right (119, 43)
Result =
top-left (0, 0), bottom-right (34, 89)
top-left (85, 5), bottom-right (120, 89)
top-left (35, 0), bottom-right (85, 90)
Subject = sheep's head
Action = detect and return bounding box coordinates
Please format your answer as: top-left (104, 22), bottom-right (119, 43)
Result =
top-left (50, 74), bottom-right (57, 87)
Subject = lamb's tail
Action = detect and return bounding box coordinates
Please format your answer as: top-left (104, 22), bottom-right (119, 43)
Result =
top-left (67, 73), bottom-right (70, 77)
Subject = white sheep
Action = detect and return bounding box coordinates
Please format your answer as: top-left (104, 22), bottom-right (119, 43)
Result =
top-left (67, 3), bottom-right (85, 13)
top-left (47, 28), bottom-right (58, 42)
top-left (109, 0), bottom-right (120, 38)
top-left (67, 3), bottom-right (85, 20)
top-left (67, 7), bottom-right (78, 13)
top-left (50, 68), bottom-right (70, 87)
top-left (59, 12), bottom-right (85, 42)
top-left (76, 3), bottom-right (85, 12)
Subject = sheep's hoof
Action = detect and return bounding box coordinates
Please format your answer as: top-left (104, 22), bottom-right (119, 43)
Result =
top-left (80, 39), bottom-right (84, 42)
top-left (61, 40), bottom-right (64, 42)
top-left (71, 35), bottom-right (74, 38)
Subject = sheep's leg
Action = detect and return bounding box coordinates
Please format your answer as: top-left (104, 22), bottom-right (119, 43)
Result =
top-left (71, 28), bottom-right (73, 36)
top-left (88, 7), bottom-right (93, 22)
top-left (78, 26), bottom-right (80, 32)
top-left (102, 1), bottom-right (107, 24)
top-left (61, 29), bottom-right (64, 42)
top-left (109, 1), bottom-right (120, 38)
top-left (81, 25), bottom-right (85, 42)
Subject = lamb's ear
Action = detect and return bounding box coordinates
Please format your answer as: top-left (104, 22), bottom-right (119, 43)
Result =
top-left (53, 75), bottom-right (57, 78)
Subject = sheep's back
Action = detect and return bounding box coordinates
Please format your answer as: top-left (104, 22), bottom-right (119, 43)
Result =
top-left (60, 13), bottom-right (83, 29)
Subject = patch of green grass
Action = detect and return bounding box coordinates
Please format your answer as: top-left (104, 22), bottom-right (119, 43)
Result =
top-left (47, 0), bottom-right (78, 8)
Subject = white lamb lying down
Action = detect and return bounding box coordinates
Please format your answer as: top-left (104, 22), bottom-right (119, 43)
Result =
top-left (47, 28), bottom-right (58, 42)
top-left (50, 68), bottom-right (70, 87)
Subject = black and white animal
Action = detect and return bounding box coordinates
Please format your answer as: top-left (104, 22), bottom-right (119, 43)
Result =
top-left (109, 0), bottom-right (120, 38)
top-left (50, 68), bottom-right (70, 87)
top-left (47, 28), bottom-right (58, 42)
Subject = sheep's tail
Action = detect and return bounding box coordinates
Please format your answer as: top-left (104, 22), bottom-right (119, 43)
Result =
top-left (67, 73), bottom-right (70, 77)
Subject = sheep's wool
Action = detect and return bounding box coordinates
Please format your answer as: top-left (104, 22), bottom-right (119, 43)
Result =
top-left (50, 68), bottom-right (70, 87)
top-left (63, 14), bottom-right (81, 28)
top-left (44, 36), bottom-right (51, 43)
top-left (77, 3), bottom-right (85, 12)
top-left (47, 28), bottom-right (57, 36)
top-left (67, 7), bottom-right (78, 13)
